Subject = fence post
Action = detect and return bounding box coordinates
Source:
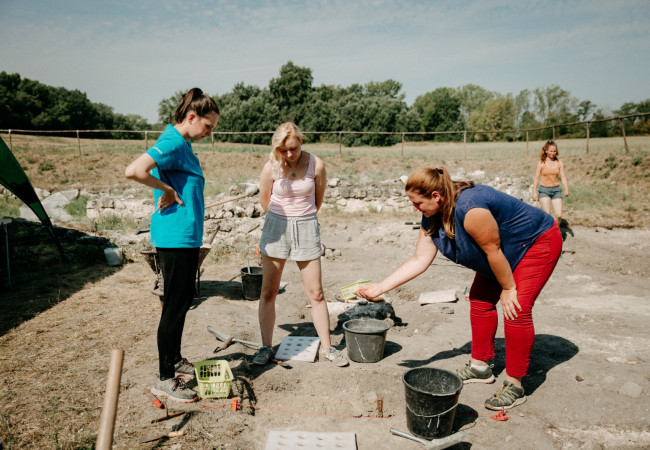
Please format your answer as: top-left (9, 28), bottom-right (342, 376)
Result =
top-left (76, 130), bottom-right (81, 156)
top-left (463, 131), bottom-right (467, 161)
top-left (8, 129), bottom-right (11, 151)
top-left (338, 132), bottom-right (342, 160)
top-left (619, 119), bottom-right (629, 154)
top-left (401, 133), bottom-right (405, 158)
top-left (145, 131), bottom-right (148, 151)
top-left (586, 122), bottom-right (590, 155)
top-left (211, 132), bottom-right (215, 152)
top-left (552, 126), bottom-right (556, 140)
top-left (526, 131), bottom-right (529, 157)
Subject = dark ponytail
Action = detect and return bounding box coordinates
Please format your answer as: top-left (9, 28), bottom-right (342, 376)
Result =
top-left (173, 88), bottom-right (220, 124)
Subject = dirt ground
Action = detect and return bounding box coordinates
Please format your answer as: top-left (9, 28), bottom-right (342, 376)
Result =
top-left (0, 213), bottom-right (649, 450)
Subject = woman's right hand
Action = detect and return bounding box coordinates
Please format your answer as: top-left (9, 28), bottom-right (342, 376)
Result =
top-left (533, 193), bottom-right (538, 201)
top-left (355, 284), bottom-right (383, 300)
top-left (157, 188), bottom-right (184, 210)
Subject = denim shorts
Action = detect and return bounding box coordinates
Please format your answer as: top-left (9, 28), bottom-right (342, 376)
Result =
top-left (259, 212), bottom-right (322, 261)
top-left (538, 185), bottom-right (562, 200)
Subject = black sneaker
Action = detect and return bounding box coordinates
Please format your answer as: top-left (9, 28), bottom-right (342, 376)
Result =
top-left (151, 376), bottom-right (198, 403)
top-left (174, 358), bottom-right (195, 377)
top-left (252, 346), bottom-right (274, 365)
top-left (456, 360), bottom-right (495, 384)
top-left (484, 380), bottom-right (526, 410)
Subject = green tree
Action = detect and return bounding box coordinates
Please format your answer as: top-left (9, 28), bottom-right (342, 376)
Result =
top-left (413, 87), bottom-right (464, 141)
top-left (269, 61), bottom-right (313, 123)
top-left (158, 90), bottom-right (185, 125)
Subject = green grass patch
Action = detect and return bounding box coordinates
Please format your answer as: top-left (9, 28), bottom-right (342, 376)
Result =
top-left (64, 196), bottom-right (89, 218)
top-left (91, 214), bottom-right (138, 231)
top-left (565, 180), bottom-right (616, 209)
top-left (0, 196), bottom-right (21, 217)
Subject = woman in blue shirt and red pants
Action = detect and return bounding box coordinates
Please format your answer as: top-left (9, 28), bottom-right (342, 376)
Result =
top-left (356, 167), bottom-right (561, 410)
top-left (126, 88), bottom-right (219, 403)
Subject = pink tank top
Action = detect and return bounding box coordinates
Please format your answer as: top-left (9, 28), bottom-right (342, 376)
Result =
top-left (268, 153), bottom-right (317, 217)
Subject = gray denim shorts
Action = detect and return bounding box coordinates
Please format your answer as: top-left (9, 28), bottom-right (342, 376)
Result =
top-left (538, 185), bottom-right (563, 200)
top-left (259, 212), bottom-right (322, 261)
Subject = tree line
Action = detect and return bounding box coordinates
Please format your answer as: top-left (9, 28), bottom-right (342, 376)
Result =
top-left (2, 63), bottom-right (649, 146)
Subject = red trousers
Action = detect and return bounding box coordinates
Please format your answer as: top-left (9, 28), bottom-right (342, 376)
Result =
top-left (468, 222), bottom-right (562, 378)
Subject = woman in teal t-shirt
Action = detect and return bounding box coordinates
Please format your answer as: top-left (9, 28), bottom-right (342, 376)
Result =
top-left (125, 88), bottom-right (219, 403)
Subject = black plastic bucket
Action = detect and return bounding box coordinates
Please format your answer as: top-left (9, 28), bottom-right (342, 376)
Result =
top-left (241, 267), bottom-right (263, 300)
top-left (343, 318), bottom-right (390, 363)
top-left (402, 367), bottom-right (463, 440)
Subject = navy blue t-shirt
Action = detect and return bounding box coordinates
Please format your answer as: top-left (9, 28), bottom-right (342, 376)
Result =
top-left (421, 184), bottom-right (554, 280)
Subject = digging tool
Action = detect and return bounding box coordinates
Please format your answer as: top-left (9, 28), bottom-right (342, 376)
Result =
top-left (207, 326), bottom-right (260, 350)
top-left (151, 411), bottom-right (184, 423)
top-left (271, 358), bottom-right (292, 369)
top-left (139, 430), bottom-right (185, 444)
top-left (143, 388), bottom-right (164, 409)
top-left (136, 192), bottom-right (253, 235)
top-left (390, 429), bottom-right (466, 450)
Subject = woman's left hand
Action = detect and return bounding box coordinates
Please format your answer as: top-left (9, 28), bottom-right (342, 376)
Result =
top-left (500, 288), bottom-right (521, 320)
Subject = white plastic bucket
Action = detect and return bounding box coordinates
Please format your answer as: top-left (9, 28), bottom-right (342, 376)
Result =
top-left (104, 248), bottom-right (123, 266)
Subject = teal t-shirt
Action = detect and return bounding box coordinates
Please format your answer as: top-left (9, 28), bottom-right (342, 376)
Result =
top-left (146, 125), bottom-right (205, 248)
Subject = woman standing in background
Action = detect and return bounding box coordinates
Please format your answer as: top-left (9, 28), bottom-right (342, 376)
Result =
top-left (532, 140), bottom-right (569, 224)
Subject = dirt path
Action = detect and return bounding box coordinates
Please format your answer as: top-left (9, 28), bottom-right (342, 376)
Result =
top-left (0, 216), bottom-right (649, 449)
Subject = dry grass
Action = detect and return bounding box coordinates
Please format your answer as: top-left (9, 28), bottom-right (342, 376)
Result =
top-left (2, 133), bottom-right (649, 227)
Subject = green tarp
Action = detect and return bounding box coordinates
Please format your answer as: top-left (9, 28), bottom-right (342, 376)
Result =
top-left (0, 136), bottom-right (67, 261)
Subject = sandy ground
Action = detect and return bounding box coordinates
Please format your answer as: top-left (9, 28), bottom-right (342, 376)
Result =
top-left (1, 215), bottom-right (649, 449)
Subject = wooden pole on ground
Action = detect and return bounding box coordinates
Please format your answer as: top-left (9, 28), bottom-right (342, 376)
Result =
top-left (76, 130), bottom-right (81, 156)
top-left (463, 131), bottom-right (467, 161)
top-left (620, 119), bottom-right (629, 154)
top-left (552, 126), bottom-right (556, 140)
top-left (145, 131), bottom-right (148, 151)
top-left (526, 131), bottom-right (529, 157)
top-left (338, 132), bottom-right (342, 160)
top-left (96, 349), bottom-right (124, 450)
top-left (211, 132), bottom-right (215, 152)
top-left (586, 122), bottom-right (590, 155)
top-left (8, 130), bottom-right (11, 151)
top-left (401, 133), bottom-right (405, 158)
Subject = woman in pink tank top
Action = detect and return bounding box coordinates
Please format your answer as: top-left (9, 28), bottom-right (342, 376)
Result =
top-left (252, 122), bottom-right (349, 368)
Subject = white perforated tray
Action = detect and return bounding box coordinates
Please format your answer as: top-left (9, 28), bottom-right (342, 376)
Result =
top-left (265, 431), bottom-right (357, 450)
top-left (274, 336), bottom-right (320, 362)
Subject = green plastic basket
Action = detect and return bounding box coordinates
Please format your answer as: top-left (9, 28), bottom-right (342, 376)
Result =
top-left (194, 360), bottom-right (233, 399)
top-left (340, 280), bottom-right (371, 300)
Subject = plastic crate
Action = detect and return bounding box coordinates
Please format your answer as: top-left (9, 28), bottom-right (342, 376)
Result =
top-left (340, 280), bottom-right (371, 300)
top-left (194, 360), bottom-right (233, 399)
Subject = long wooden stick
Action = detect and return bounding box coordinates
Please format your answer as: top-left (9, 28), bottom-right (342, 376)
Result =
top-left (96, 349), bottom-right (124, 450)
top-left (205, 192), bottom-right (252, 209)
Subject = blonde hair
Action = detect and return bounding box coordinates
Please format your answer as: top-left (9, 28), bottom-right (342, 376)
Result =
top-left (405, 167), bottom-right (474, 239)
top-left (269, 122), bottom-right (303, 177)
top-left (539, 140), bottom-right (560, 162)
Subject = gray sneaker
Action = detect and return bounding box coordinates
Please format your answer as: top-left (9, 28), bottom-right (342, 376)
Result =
top-left (484, 380), bottom-right (526, 410)
top-left (174, 358), bottom-right (195, 377)
top-left (151, 376), bottom-right (198, 403)
top-left (456, 360), bottom-right (495, 384)
top-left (252, 346), bottom-right (274, 366)
top-left (322, 347), bottom-right (349, 367)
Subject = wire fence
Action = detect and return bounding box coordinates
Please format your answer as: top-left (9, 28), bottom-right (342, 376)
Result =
top-left (2, 112), bottom-right (649, 159)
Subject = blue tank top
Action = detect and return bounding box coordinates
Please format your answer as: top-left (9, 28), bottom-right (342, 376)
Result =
top-left (421, 184), bottom-right (554, 280)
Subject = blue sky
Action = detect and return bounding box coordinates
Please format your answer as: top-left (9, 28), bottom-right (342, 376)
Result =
top-left (1, 0), bottom-right (649, 123)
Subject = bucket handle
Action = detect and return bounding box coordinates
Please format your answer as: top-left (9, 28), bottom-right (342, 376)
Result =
top-left (404, 397), bottom-right (459, 419)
